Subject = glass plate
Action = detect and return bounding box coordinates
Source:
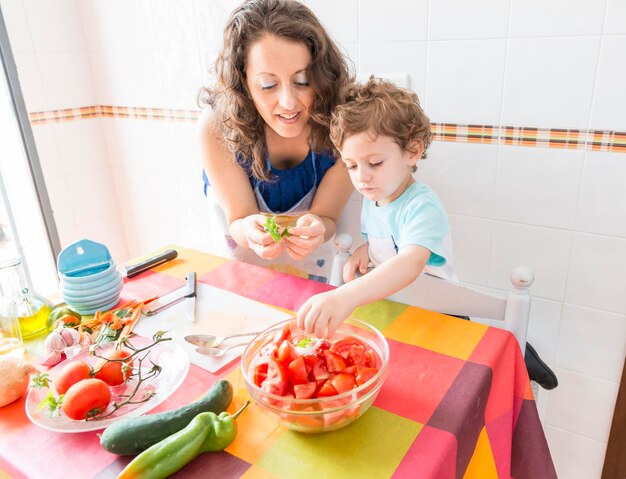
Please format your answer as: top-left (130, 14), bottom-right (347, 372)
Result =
top-left (25, 337), bottom-right (190, 433)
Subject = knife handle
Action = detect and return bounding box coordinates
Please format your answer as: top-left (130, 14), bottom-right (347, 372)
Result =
top-left (123, 249), bottom-right (178, 278)
top-left (185, 272), bottom-right (196, 296)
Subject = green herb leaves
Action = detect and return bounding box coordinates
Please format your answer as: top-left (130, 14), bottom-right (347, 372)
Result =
top-left (31, 373), bottom-right (51, 389)
top-left (296, 337), bottom-right (315, 348)
top-left (37, 390), bottom-right (63, 416)
top-left (263, 216), bottom-right (291, 242)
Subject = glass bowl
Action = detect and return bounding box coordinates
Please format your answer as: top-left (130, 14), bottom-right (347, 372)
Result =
top-left (241, 318), bottom-right (389, 433)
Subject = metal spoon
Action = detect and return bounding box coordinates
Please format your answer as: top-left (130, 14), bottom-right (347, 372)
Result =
top-left (195, 342), bottom-right (248, 358)
top-left (184, 331), bottom-right (261, 349)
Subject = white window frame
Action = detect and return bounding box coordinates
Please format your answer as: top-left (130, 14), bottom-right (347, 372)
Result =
top-left (0, 8), bottom-right (60, 296)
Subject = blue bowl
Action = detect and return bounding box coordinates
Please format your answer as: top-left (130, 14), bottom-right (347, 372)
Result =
top-left (57, 239), bottom-right (112, 276)
top-left (59, 261), bottom-right (118, 284)
top-left (71, 296), bottom-right (122, 316)
top-left (61, 279), bottom-right (123, 304)
top-left (64, 293), bottom-right (120, 312)
top-left (60, 272), bottom-right (123, 297)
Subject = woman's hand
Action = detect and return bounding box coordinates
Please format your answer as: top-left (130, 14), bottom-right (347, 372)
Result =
top-left (283, 213), bottom-right (326, 260)
top-left (296, 289), bottom-right (355, 338)
top-left (343, 243), bottom-right (370, 283)
top-left (239, 214), bottom-right (285, 260)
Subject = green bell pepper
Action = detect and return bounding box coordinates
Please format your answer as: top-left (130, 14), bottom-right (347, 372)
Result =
top-left (117, 400), bottom-right (250, 479)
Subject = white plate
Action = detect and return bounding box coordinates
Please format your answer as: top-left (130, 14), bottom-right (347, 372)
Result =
top-left (25, 337), bottom-right (189, 433)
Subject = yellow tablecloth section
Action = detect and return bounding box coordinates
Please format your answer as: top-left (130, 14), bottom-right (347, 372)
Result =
top-left (0, 246), bottom-right (556, 479)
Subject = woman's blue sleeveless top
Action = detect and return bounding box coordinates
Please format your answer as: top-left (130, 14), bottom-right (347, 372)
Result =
top-left (202, 150), bottom-right (336, 213)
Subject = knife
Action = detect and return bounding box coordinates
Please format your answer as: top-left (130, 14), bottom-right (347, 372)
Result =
top-left (141, 272), bottom-right (196, 317)
top-left (121, 249), bottom-right (178, 278)
top-left (185, 272), bottom-right (196, 322)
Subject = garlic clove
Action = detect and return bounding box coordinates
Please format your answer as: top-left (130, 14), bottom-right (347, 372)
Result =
top-left (39, 350), bottom-right (63, 367)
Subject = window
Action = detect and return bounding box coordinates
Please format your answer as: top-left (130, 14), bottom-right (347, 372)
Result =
top-left (0, 9), bottom-right (59, 296)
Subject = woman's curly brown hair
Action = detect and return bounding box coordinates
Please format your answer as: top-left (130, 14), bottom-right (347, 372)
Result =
top-left (330, 77), bottom-right (432, 171)
top-left (198, 0), bottom-right (354, 181)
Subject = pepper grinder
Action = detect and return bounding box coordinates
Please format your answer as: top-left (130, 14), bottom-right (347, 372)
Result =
top-left (329, 233), bottom-right (353, 287)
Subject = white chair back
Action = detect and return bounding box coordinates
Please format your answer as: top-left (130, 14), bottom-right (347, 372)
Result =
top-left (330, 233), bottom-right (534, 354)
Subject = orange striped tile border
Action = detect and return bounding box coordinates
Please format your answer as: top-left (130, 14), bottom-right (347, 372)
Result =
top-left (432, 123), bottom-right (625, 153)
top-left (28, 107), bottom-right (626, 154)
top-left (29, 105), bottom-right (200, 124)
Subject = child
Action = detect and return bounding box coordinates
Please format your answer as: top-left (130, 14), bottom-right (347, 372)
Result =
top-left (295, 77), bottom-right (559, 391)
top-left (296, 77), bottom-right (455, 337)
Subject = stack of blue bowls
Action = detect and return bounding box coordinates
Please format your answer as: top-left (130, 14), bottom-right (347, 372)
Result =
top-left (57, 239), bottom-right (123, 315)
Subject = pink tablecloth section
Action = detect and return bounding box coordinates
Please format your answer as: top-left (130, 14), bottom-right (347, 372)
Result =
top-left (0, 246), bottom-right (556, 479)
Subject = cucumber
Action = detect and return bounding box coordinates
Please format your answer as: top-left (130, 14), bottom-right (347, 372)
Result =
top-left (99, 379), bottom-right (233, 455)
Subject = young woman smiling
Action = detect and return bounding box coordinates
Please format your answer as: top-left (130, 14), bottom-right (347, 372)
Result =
top-left (198, 0), bottom-right (354, 283)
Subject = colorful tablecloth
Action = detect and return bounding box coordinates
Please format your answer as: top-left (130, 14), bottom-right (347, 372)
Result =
top-left (0, 246), bottom-right (556, 479)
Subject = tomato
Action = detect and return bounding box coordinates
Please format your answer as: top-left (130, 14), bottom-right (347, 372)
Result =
top-left (323, 403), bottom-right (361, 429)
top-left (364, 349), bottom-right (377, 368)
top-left (260, 358), bottom-right (288, 396)
top-left (272, 323), bottom-right (292, 346)
top-left (302, 355), bottom-right (319, 369)
top-left (317, 379), bottom-right (338, 397)
top-left (330, 373), bottom-right (357, 394)
top-left (62, 378), bottom-right (112, 420)
top-left (330, 338), bottom-right (368, 366)
top-left (54, 360), bottom-right (91, 395)
top-left (317, 339), bottom-right (331, 351)
top-left (248, 330), bottom-right (380, 400)
top-left (293, 381), bottom-right (317, 399)
top-left (94, 349), bottom-right (134, 386)
top-left (252, 357), bottom-right (270, 387)
top-left (355, 367), bottom-right (378, 386)
top-left (311, 361), bottom-right (330, 381)
top-left (323, 350), bottom-right (347, 373)
top-left (287, 357), bottom-right (309, 385)
top-left (342, 365), bottom-right (359, 375)
top-left (330, 337), bottom-right (366, 356)
top-left (276, 340), bottom-right (298, 364)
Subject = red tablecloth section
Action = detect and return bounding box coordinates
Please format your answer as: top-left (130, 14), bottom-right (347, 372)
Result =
top-left (0, 246), bottom-right (556, 479)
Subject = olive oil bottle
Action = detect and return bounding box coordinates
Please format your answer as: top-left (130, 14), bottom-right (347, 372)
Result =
top-left (0, 258), bottom-right (53, 339)
top-left (16, 301), bottom-right (52, 338)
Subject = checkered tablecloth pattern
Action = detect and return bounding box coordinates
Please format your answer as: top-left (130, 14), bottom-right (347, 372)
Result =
top-left (0, 246), bottom-right (556, 479)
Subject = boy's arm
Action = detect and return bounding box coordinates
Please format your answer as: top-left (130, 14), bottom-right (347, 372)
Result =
top-left (297, 245), bottom-right (431, 337)
top-left (343, 242), bottom-right (370, 282)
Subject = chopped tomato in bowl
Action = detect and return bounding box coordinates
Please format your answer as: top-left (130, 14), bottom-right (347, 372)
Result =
top-left (241, 318), bottom-right (389, 433)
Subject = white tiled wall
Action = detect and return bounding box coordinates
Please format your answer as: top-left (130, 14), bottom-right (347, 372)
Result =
top-left (2, 0), bottom-right (625, 476)
top-left (1, 0), bottom-right (127, 263)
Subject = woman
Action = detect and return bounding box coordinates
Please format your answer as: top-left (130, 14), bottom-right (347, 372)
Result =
top-left (198, 0), bottom-right (354, 283)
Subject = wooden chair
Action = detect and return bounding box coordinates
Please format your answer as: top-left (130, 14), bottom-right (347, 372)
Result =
top-left (330, 233), bottom-right (534, 355)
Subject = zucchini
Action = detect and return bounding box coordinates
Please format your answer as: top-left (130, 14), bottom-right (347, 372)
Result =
top-left (99, 379), bottom-right (233, 455)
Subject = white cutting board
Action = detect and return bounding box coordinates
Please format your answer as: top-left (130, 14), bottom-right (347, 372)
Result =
top-left (132, 283), bottom-right (291, 372)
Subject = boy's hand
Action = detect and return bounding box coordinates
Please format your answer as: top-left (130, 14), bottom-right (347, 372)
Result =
top-left (296, 289), bottom-right (355, 338)
top-left (344, 243), bottom-right (370, 282)
top-left (284, 214), bottom-right (325, 260)
top-left (242, 214), bottom-right (284, 259)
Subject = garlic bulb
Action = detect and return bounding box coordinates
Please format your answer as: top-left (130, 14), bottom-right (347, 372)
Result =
top-left (44, 330), bottom-right (66, 352)
top-left (0, 356), bottom-right (38, 407)
top-left (59, 327), bottom-right (80, 347)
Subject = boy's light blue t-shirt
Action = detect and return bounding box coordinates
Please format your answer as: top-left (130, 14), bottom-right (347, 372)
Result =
top-left (361, 181), bottom-right (457, 280)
